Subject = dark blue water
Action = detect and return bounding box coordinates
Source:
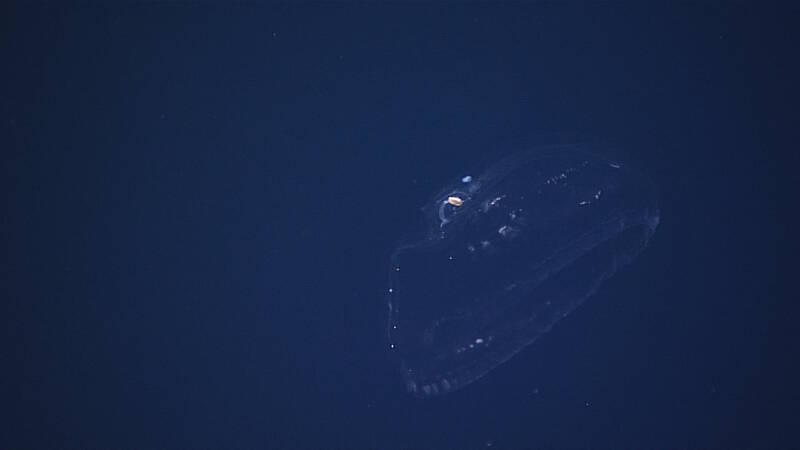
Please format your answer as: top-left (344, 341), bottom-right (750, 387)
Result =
top-left (3, 3), bottom-right (794, 448)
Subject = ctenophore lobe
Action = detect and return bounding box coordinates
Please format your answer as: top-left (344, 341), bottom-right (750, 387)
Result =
top-left (387, 147), bottom-right (659, 398)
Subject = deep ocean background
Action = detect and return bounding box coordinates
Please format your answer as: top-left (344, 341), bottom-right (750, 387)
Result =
top-left (3, 3), bottom-right (796, 448)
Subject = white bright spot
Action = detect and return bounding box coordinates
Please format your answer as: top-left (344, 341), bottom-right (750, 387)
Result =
top-left (462, 175), bottom-right (473, 183)
top-left (447, 196), bottom-right (464, 207)
top-left (475, 338), bottom-right (484, 344)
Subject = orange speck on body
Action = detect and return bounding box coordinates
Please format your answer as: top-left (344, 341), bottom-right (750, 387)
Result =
top-left (447, 196), bottom-right (464, 207)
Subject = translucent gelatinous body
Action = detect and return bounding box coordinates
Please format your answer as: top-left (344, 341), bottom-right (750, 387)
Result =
top-left (387, 146), bottom-right (659, 398)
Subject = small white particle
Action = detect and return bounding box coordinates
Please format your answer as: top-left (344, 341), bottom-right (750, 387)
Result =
top-left (462, 175), bottom-right (473, 183)
top-left (475, 338), bottom-right (484, 344)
